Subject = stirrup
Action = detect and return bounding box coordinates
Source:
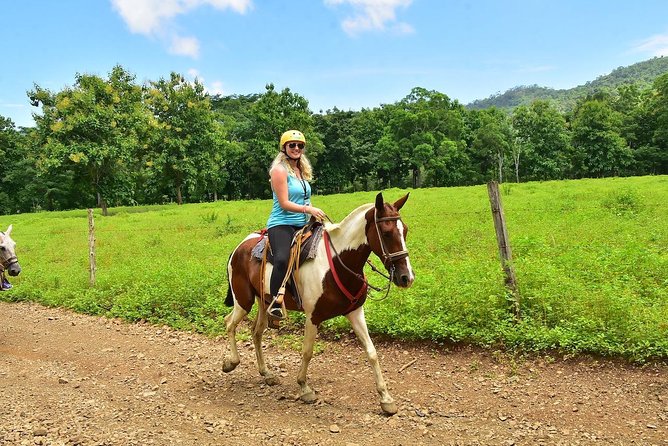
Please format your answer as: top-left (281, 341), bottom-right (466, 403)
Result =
top-left (266, 295), bottom-right (286, 320)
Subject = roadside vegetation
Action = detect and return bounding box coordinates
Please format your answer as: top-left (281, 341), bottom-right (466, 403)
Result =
top-left (1, 176), bottom-right (665, 361)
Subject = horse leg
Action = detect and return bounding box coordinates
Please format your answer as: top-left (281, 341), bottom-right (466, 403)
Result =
top-left (222, 301), bottom-right (247, 373)
top-left (346, 306), bottom-right (397, 415)
top-left (296, 318), bottom-right (318, 404)
top-left (251, 299), bottom-right (280, 386)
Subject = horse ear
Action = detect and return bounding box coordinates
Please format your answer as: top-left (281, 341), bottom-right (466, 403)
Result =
top-left (6, 224), bottom-right (12, 236)
top-left (375, 192), bottom-right (384, 211)
top-left (393, 193), bottom-right (409, 211)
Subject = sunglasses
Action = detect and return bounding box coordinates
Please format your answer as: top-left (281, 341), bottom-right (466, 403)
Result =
top-left (287, 142), bottom-right (305, 150)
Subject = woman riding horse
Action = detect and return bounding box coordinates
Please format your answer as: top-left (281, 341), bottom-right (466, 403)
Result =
top-left (265, 130), bottom-right (326, 321)
top-left (224, 193), bottom-right (414, 415)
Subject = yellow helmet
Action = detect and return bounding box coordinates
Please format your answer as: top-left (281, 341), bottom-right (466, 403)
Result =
top-left (279, 130), bottom-right (306, 149)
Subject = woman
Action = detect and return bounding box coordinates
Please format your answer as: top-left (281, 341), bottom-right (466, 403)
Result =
top-left (266, 130), bottom-right (326, 319)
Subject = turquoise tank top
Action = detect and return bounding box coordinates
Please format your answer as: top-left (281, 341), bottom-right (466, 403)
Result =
top-left (267, 173), bottom-right (312, 228)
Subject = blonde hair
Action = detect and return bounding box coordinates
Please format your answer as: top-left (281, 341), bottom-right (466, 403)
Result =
top-left (270, 151), bottom-right (313, 181)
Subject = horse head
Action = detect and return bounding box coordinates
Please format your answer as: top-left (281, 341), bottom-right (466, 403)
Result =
top-left (366, 193), bottom-right (414, 288)
top-left (0, 224), bottom-right (21, 276)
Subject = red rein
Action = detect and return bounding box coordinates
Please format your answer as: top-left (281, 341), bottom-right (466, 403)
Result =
top-left (323, 231), bottom-right (367, 313)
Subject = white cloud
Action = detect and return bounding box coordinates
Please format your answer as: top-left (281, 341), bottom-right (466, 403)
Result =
top-left (631, 33), bottom-right (668, 57)
top-left (111, 0), bottom-right (252, 58)
top-left (324, 0), bottom-right (414, 36)
top-left (170, 35), bottom-right (200, 58)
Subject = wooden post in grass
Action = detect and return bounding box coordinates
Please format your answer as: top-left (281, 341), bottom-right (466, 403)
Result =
top-left (87, 208), bottom-right (96, 287)
top-left (487, 181), bottom-right (520, 320)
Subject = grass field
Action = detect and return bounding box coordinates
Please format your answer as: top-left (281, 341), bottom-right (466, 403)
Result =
top-left (1, 176), bottom-right (666, 361)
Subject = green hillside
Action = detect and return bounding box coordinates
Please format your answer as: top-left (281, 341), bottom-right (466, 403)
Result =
top-left (468, 56), bottom-right (668, 111)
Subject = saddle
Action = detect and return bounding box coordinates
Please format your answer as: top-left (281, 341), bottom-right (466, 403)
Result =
top-left (251, 220), bottom-right (324, 314)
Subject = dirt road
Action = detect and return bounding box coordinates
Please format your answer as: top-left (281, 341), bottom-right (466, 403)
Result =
top-left (0, 301), bottom-right (666, 445)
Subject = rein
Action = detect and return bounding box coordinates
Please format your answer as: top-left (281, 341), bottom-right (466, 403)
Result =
top-left (323, 231), bottom-right (367, 313)
top-left (321, 207), bottom-right (409, 306)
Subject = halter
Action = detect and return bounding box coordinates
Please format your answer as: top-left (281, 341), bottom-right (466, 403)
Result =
top-left (0, 233), bottom-right (19, 274)
top-left (0, 254), bottom-right (18, 273)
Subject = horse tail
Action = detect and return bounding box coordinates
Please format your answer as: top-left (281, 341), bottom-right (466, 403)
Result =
top-left (225, 285), bottom-right (234, 307)
top-left (225, 252), bottom-right (234, 307)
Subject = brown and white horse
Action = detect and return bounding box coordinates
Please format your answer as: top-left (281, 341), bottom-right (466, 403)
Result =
top-left (0, 225), bottom-right (21, 278)
top-left (223, 192), bottom-right (414, 415)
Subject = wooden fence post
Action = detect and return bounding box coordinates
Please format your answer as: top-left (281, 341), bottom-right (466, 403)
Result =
top-left (487, 181), bottom-right (520, 319)
top-left (88, 208), bottom-right (96, 287)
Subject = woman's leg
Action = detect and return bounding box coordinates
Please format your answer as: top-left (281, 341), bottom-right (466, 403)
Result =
top-left (267, 225), bottom-right (298, 314)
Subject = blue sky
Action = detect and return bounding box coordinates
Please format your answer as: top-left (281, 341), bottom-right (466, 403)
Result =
top-left (2, 0), bottom-right (668, 128)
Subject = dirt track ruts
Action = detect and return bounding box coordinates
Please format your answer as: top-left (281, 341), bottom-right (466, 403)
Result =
top-left (0, 301), bottom-right (666, 445)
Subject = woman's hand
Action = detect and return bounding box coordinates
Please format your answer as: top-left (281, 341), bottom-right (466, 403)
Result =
top-left (305, 205), bottom-right (326, 221)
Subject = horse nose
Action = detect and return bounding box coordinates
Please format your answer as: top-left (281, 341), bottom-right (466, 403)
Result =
top-left (9, 265), bottom-right (21, 276)
top-left (400, 273), bottom-right (411, 287)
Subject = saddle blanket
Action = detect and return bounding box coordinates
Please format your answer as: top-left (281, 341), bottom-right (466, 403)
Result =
top-left (251, 225), bottom-right (324, 264)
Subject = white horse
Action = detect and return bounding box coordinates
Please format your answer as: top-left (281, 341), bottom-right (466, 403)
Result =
top-left (224, 193), bottom-right (414, 415)
top-left (0, 224), bottom-right (22, 281)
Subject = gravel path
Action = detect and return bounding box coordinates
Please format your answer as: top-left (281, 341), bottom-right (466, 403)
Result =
top-left (0, 301), bottom-right (666, 445)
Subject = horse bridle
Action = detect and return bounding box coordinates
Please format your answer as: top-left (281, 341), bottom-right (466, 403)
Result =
top-left (0, 255), bottom-right (18, 273)
top-left (322, 207), bottom-right (409, 300)
top-left (373, 209), bottom-right (409, 269)
top-left (0, 233), bottom-right (18, 273)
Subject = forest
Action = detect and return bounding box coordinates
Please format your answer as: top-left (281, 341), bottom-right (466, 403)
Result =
top-left (1, 63), bottom-right (667, 215)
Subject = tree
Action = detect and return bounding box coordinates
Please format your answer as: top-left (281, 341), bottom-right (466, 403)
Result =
top-left (144, 73), bottom-right (224, 204)
top-left (29, 65), bottom-right (147, 215)
top-left (233, 84), bottom-right (319, 199)
top-left (644, 73), bottom-right (668, 174)
top-left (469, 108), bottom-right (514, 183)
top-left (570, 98), bottom-right (633, 177)
top-left (511, 101), bottom-right (571, 182)
top-left (313, 108), bottom-right (358, 194)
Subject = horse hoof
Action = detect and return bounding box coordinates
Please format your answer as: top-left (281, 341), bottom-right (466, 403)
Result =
top-left (264, 375), bottom-right (280, 386)
top-left (381, 401), bottom-right (398, 415)
top-left (222, 361), bottom-right (239, 373)
top-left (300, 392), bottom-right (317, 404)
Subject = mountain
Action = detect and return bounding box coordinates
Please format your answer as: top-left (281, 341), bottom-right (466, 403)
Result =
top-left (467, 56), bottom-right (668, 112)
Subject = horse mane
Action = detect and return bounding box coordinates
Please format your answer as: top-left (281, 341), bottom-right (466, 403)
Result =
top-left (324, 203), bottom-right (373, 250)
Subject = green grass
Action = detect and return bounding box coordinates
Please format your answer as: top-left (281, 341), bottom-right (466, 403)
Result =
top-left (1, 176), bottom-right (666, 361)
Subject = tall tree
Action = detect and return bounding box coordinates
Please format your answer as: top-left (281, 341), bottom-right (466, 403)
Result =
top-left (511, 101), bottom-right (571, 182)
top-left (313, 108), bottom-right (358, 194)
top-left (234, 84), bottom-right (319, 199)
top-left (29, 65), bottom-right (147, 215)
top-left (469, 108), bottom-right (514, 183)
top-left (144, 73), bottom-right (223, 204)
top-left (570, 98), bottom-right (633, 178)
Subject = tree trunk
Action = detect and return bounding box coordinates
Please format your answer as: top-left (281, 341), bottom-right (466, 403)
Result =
top-left (97, 192), bottom-right (108, 217)
top-left (176, 186), bottom-right (183, 205)
top-left (497, 152), bottom-right (504, 183)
